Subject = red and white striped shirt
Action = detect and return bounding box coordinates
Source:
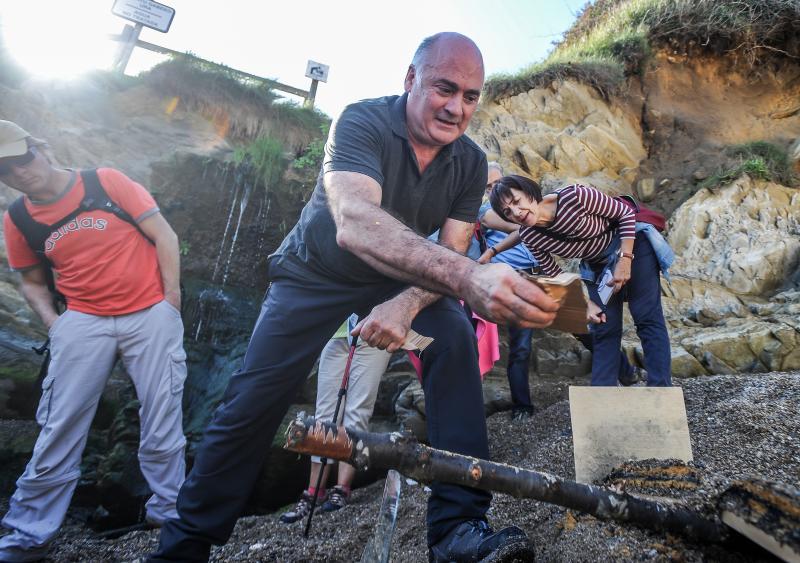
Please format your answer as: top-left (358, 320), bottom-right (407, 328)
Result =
top-left (519, 184), bottom-right (635, 276)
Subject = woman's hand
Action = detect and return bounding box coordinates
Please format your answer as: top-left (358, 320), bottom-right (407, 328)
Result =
top-left (587, 300), bottom-right (606, 324)
top-left (610, 257), bottom-right (632, 293)
top-left (477, 249), bottom-right (493, 264)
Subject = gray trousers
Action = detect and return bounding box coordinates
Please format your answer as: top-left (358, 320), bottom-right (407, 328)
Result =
top-left (310, 337), bottom-right (391, 463)
top-left (0, 300), bottom-right (187, 552)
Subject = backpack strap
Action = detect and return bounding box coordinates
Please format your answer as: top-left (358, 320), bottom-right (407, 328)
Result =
top-left (79, 169), bottom-right (154, 244)
top-left (8, 196), bottom-right (54, 264)
top-left (7, 197), bottom-right (61, 299)
top-left (614, 194), bottom-right (641, 213)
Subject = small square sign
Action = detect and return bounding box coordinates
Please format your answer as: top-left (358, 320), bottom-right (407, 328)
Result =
top-left (305, 60), bottom-right (329, 83)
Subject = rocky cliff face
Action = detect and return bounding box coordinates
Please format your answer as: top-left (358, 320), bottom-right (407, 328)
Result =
top-left (669, 177), bottom-right (800, 295)
top-left (470, 80), bottom-right (646, 195)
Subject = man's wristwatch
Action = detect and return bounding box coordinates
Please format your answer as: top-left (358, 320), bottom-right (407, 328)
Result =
top-left (618, 250), bottom-right (634, 260)
top-left (489, 246), bottom-right (498, 256)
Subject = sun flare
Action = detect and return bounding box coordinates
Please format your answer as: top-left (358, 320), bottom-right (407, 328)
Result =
top-left (2, 1), bottom-right (120, 80)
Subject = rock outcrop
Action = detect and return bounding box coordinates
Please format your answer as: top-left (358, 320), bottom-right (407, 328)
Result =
top-left (668, 176), bottom-right (800, 295)
top-left (469, 81), bottom-right (646, 194)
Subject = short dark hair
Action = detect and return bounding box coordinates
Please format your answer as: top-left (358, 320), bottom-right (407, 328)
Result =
top-left (412, 34), bottom-right (440, 68)
top-left (489, 175), bottom-right (543, 219)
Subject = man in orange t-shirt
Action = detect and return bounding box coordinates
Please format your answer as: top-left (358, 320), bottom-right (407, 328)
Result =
top-left (0, 120), bottom-right (187, 562)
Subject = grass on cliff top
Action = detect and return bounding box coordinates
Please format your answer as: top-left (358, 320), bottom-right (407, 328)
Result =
top-left (233, 135), bottom-right (287, 190)
top-left (484, 0), bottom-right (800, 102)
top-left (699, 141), bottom-right (798, 190)
top-left (141, 56), bottom-right (327, 152)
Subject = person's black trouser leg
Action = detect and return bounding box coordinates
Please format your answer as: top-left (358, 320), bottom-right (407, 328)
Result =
top-left (506, 325), bottom-right (534, 409)
top-left (413, 298), bottom-right (492, 546)
top-left (574, 332), bottom-right (634, 382)
top-left (588, 232), bottom-right (670, 386)
top-left (626, 233), bottom-right (672, 386)
top-left (150, 266), bottom-right (392, 561)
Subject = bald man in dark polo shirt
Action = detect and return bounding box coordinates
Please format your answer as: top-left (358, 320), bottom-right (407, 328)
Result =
top-left (151, 32), bottom-right (558, 563)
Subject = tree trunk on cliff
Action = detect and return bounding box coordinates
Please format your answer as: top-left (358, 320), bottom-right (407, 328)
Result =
top-left (284, 415), bottom-right (728, 543)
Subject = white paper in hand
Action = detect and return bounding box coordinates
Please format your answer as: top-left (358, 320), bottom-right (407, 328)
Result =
top-left (597, 268), bottom-right (614, 305)
top-left (402, 329), bottom-right (434, 351)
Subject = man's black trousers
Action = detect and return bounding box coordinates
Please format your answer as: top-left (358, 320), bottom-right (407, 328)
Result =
top-left (151, 261), bottom-right (492, 561)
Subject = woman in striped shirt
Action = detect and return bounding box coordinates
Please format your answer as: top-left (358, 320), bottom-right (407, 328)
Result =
top-left (479, 175), bottom-right (671, 387)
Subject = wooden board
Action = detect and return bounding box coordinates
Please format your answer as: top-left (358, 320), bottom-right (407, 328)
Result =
top-left (522, 272), bottom-right (589, 334)
top-left (569, 386), bottom-right (693, 484)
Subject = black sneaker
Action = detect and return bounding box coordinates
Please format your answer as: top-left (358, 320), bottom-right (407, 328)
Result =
top-left (618, 366), bottom-right (646, 386)
top-left (321, 485), bottom-right (349, 512)
top-left (279, 491), bottom-right (319, 524)
top-left (428, 519), bottom-right (533, 562)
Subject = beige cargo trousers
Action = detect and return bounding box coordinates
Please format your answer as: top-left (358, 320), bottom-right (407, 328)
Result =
top-left (0, 300), bottom-right (187, 553)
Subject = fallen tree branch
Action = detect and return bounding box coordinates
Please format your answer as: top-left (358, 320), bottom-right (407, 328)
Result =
top-left (284, 415), bottom-right (728, 543)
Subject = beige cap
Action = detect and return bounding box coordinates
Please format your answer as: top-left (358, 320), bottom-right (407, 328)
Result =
top-left (0, 120), bottom-right (31, 159)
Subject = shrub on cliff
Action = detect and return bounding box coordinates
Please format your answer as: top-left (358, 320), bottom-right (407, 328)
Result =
top-left (700, 141), bottom-right (798, 190)
top-left (233, 135), bottom-right (287, 191)
top-left (485, 0), bottom-right (800, 101)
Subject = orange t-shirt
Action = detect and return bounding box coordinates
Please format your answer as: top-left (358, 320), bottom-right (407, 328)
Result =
top-left (3, 168), bottom-right (164, 316)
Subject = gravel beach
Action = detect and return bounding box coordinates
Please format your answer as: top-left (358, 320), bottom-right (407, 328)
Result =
top-left (10, 371), bottom-right (799, 562)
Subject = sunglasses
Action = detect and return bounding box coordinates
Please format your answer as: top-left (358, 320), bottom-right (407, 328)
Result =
top-left (0, 147), bottom-right (37, 175)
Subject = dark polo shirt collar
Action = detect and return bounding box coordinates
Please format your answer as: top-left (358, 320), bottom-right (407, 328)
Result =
top-left (390, 93), bottom-right (461, 160)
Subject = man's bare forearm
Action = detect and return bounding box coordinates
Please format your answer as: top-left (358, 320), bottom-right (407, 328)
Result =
top-left (155, 233), bottom-right (181, 302)
top-left (20, 276), bottom-right (59, 329)
top-left (336, 197), bottom-right (477, 297)
top-left (391, 284), bottom-right (443, 318)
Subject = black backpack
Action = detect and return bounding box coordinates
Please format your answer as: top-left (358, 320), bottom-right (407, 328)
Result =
top-left (7, 169), bottom-right (153, 303)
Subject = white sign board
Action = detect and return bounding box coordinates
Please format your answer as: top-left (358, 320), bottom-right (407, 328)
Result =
top-left (112, 0), bottom-right (175, 33)
top-left (305, 60), bottom-right (330, 83)
top-left (569, 386), bottom-right (693, 484)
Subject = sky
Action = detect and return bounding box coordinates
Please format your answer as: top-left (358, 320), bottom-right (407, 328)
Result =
top-left (0, 0), bottom-right (582, 118)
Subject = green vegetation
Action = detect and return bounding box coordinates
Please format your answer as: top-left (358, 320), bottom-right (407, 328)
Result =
top-left (141, 56), bottom-right (327, 151)
top-left (233, 135), bottom-right (287, 189)
top-left (484, 58), bottom-right (625, 102)
top-left (484, 0), bottom-right (800, 102)
top-left (699, 141), bottom-right (797, 190)
top-left (292, 123), bottom-right (329, 171)
top-left (179, 241), bottom-right (191, 256)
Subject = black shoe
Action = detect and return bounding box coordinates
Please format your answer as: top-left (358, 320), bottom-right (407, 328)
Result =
top-left (321, 485), bottom-right (349, 512)
top-left (428, 519), bottom-right (533, 562)
top-left (618, 366), bottom-right (646, 386)
top-left (510, 407), bottom-right (534, 421)
top-left (279, 491), bottom-right (319, 524)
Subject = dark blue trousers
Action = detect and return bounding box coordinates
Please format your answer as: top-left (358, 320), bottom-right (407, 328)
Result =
top-left (506, 326), bottom-right (533, 409)
top-left (573, 332), bottom-right (636, 383)
top-left (151, 262), bottom-right (491, 561)
top-left (588, 232), bottom-right (671, 386)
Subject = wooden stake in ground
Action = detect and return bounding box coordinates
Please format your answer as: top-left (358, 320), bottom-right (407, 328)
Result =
top-left (284, 414), bottom-right (727, 543)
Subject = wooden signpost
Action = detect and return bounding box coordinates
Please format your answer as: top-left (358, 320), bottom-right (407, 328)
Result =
top-left (111, 0), bottom-right (175, 73)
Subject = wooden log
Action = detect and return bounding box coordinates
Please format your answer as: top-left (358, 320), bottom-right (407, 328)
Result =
top-left (284, 415), bottom-right (727, 543)
top-left (720, 479), bottom-right (800, 562)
